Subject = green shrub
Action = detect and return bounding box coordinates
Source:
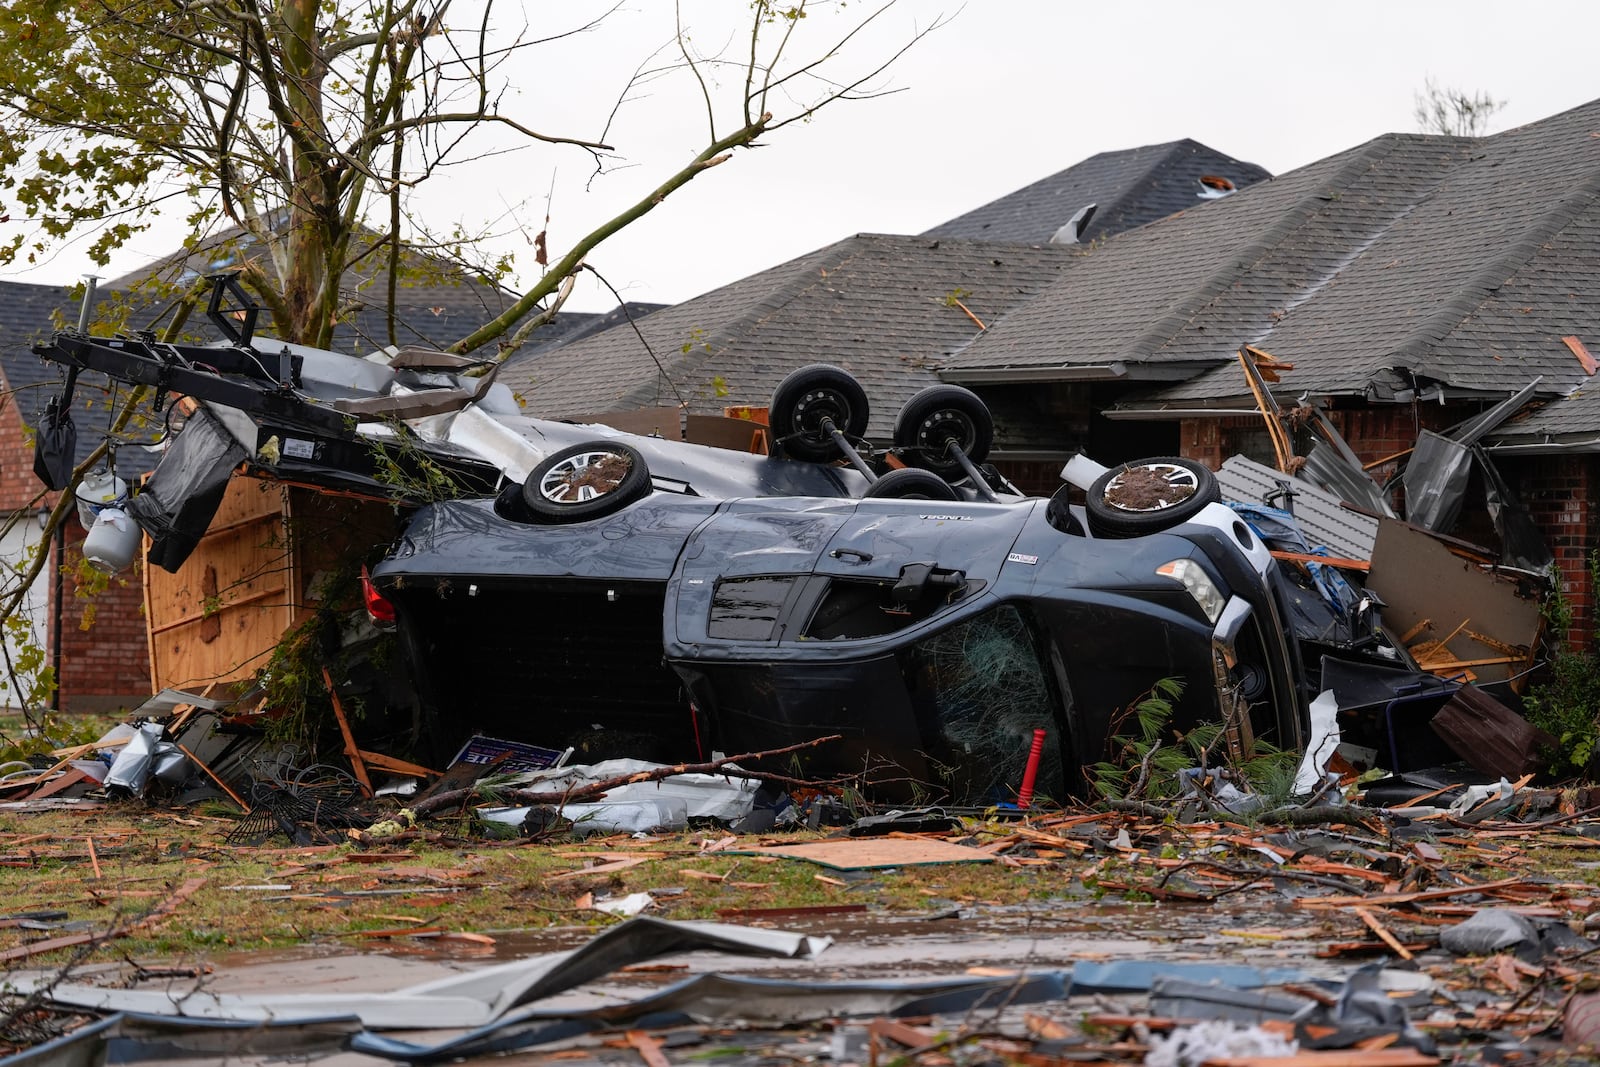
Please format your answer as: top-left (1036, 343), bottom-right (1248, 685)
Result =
top-left (1524, 550), bottom-right (1600, 781)
top-left (1089, 678), bottom-right (1298, 806)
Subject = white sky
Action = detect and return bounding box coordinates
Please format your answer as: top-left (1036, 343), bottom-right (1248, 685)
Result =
top-left (14, 1), bottom-right (1600, 316)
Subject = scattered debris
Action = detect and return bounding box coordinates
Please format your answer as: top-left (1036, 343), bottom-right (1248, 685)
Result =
top-left (10, 282), bottom-right (1600, 1066)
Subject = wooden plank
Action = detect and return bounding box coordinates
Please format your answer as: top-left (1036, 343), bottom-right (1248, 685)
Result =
top-left (1238, 346), bottom-right (1295, 472)
top-left (1413, 654), bottom-right (1519, 672)
top-left (1353, 906), bottom-right (1414, 961)
top-left (1270, 550), bottom-right (1371, 571)
top-left (173, 741), bottom-right (250, 811)
top-left (624, 1031), bottom-right (672, 1067)
top-left (1210, 1052), bottom-right (1436, 1067)
top-left (28, 767), bottom-right (89, 801)
top-left (359, 752), bottom-right (439, 778)
top-left (1297, 877), bottom-right (1531, 909)
top-left (870, 1018), bottom-right (938, 1049)
top-left (1563, 335), bottom-right (1598, 375)
top-left (324, 666), bottom-right (373, 797)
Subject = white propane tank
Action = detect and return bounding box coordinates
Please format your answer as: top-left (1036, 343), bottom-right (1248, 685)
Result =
top-left (82, 507), bottom-right (140, 574)
top-left (74, 468), bottom-right (129, 529)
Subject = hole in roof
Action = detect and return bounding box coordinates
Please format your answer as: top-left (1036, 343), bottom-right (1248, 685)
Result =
top-left (1048, 203), bottom-right (1097, 245)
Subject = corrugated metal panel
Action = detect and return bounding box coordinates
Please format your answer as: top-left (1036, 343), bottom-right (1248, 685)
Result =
top-left (1216, 455), bottom-right (1381, 561)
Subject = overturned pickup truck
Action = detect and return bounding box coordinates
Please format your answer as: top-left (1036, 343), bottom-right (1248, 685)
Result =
top-left (373, 465), bottom-right (1306, 803)
top-left (35, 285), bottom-right (1310, 803)
top-left (366, 368), bottom-right (1308, 804)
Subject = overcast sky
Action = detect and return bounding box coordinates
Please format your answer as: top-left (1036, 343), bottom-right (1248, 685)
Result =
top-left (14, 1), bottom-right (1600, 315)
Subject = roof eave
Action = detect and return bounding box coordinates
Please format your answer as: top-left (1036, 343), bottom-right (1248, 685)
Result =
top-left (941, 363), bottom-right (1126, 384)
top-left (1102, 405), bottom-right (1266, 421)
top-left (1484, 435), bottom-right (1600, 456)
top-left (940, 360), bottom-right (1216, 385)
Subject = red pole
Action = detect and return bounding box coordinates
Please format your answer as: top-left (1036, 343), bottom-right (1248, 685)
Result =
top-left (1017, 728), bottom-right (1047, 808)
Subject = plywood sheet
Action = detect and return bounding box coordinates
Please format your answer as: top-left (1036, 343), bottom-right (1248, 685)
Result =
top-left (146, 477), bottom-right (403, 691)
top-left (736, 837), bottom-right (995, 870)
top-left (1364, 518), bottom-right (1542, 688)
top-left (146, 477), bottom-right (293, 691)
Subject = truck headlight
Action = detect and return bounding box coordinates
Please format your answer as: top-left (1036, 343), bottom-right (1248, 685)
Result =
top-left (1156, 558), bottom-right (1226, 623)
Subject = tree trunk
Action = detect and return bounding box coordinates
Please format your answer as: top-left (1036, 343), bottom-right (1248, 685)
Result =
top-left (278, 0), bottom-right (332, 344)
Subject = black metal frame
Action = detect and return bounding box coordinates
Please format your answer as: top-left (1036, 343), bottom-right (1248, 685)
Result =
top-left (35, 332), bottom-right (351, 436)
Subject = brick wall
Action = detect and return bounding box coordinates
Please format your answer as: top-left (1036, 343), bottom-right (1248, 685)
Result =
top-left (1516, 453), bottom-right (1597, 648)
top-left (53, 514), bottom-right (152, 712)
top-left (0, 404), bottom-right (153, 712)
top-left (0, 404), bottom-right (47, 513)
top-left (992, 459), bottom-right (1068, 496)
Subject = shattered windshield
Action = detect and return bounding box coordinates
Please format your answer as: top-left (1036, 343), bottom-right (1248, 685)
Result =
top-left (900, 604), bottom-right (1067, 805)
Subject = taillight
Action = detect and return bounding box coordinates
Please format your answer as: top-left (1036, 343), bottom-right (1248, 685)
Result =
top-left (361, 565), bottom-right (397, 628)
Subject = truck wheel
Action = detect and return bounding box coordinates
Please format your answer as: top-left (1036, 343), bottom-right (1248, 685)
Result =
top-left (893, 384), bottom-right (994, 476)
top-left (862, 467), bottom-right (959, 500)
top-left (522, 441), bottom-right (652, 523)
top-left (769, 364), bottom-right (870, 462)
top-left (1085, 456), bottom-right (1218, 537)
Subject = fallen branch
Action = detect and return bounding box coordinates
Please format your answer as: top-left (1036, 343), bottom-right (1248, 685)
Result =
top-left (413, 735), bottom-right (847, 817)
top-left (1127, 739), bottom-right (1161, 802)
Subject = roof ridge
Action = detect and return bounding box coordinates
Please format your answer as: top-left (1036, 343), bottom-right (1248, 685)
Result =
top-left (1086, 142), bottom-right (1194, 236)
top-left (1116, 134), bottom-right (1456, 361)
top-left (1378, 161), bottom-right (1600, 392)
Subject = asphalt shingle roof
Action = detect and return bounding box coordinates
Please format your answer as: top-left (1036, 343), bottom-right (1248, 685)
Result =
top-left (496, 234), bottom-right (1077, 438)
top-left (500, 302), bottom-right (667, 368)
top-left (937, 98), bottom-right (1600, 415)
top-left (0, 280), bottom-right (159, 480)
top-left (1484, 376), bottom-right (1600, 447)
top-left (107, 225), bottom-right (525, 356)
top-left (923, 139), bottom-right (1270, 245)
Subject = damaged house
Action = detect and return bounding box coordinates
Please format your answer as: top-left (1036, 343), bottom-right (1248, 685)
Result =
top-left (508, 102), bottom-right (1600, 642)
top-left (922, 137), bottom-right (1270, 245)
top-left (935, 99), bottom-right (1600, 638)
top-left (0, 280), bottom-right (154, 713)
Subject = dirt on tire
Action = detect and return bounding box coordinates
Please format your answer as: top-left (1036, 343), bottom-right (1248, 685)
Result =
top-left (1105, 465), bottom-right (1195, 510)
top-left (559, 454), bottom-right (631, 496)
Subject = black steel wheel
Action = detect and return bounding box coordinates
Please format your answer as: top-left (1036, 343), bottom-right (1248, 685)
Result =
top-left (862, 467), bottom-right (960, 501)
top-left (521, 440), bottom-right (652, 524)
top-left (769, 364), bottom-right (870, 462)
top-left (892, 384), bottom-right (994, 476)
top-left (1085, 456), bottom-right (1219, 538)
